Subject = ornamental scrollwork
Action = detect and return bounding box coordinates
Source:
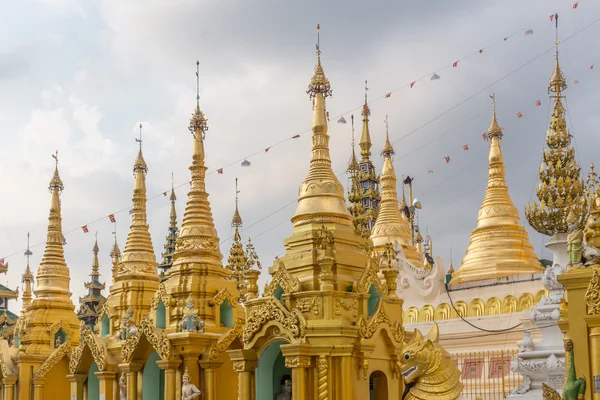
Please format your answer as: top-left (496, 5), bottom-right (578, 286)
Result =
top-left (35, 342), bottom-right (71, 378)
top-left (355, 258), bottom-right (388, 296)
top-left (294, 297), bottom-right (321, 315)
top-left (150, 283), bottom-right (176, 310)
top-left (122, 317), bottom-right (171, 363)
top-left (263, 260), bottom-right (300, 297)
top-left (285, 355), bottom-right (311, 368)
top-left (243, 299), bottom-right (306, 345)
top-left (69, 324), bottom-right (107, 373)
top-left (210, 287), bottom-right (239, 307)
top-left (209, 318), bottom-right (244, 361)
top-left (585, 268), bottom-right (600, 315)
top-left (334, 297), bottom-right (358, 317)
top-left (357, 302), bottom-right (400, 342)
top-left (0, 349), bottom-right (13, 377)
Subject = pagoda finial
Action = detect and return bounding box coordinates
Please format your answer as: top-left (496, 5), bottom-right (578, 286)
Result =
top-left (21, 232), bottom-right (34, 311)
top-left (231, 178), bottom-right (243, 232)
top-left (133, 124), bottom-right (148, 174)
top-left (91, 233), bottom-right (100, 277)
top-left (294, 25), bottom-right (350, 226)
top-left (189, 60), bottom-right (208, 136)
top-left (49, 150), bottom-right (63, 191)
top-left (359, 80), bottom-right (372, 161)
top-left (550, 13), bottom-right (567, 95)
top-left (110, 228), bottom-right (120, 277)
top-left (381, 115), bottom-right (395, 158)
top-left (169, 173), bottom-right (177, 227)
top-left (487, 94), bottom-right (503, 139)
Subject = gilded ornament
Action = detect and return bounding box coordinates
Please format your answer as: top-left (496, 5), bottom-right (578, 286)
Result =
top-left (150, 283), bottom-right (176, 310)
top-left (122, 317), bottom-right (171, 363)
top-left (355, 258), bottom-right (388, 296)
top-left (180, 294), bottom-right (205, 333)
top-left (317, 355), bottom-right (328, 400)
top-left (210, 288), bottom-right (239, 308)
top-left (399, 323), bottom-right (463, 400)
top-left (285, 355), bottom-right (311, 368)
top-left (334, 297), bottom-right (358, 317)
top-left (356, 301), bottom-right (403, 343)
top-left (360, 358), bottom-right (369, 380)
top-left (209, 318), bottom-right (244, 361)
top-left (69, 324), bottom-right (107, 373)
top-left (34, 341), bottom-right (71, 379)
top-left (243, 298), bottom-right (305, 346)
top-left (263, 261), bottom-right (300, 297)
top-left (294, 297), bottom-right (321, 315)
top-left (586, 268), bottom-right (600, 316)
top-left (232, 361), bottom-right (247, 372)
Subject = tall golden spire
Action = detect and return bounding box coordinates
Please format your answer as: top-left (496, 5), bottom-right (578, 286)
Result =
top-left (171, 60), bottom-right (222, 267)
top-left (116, 124), bottom-right (158, 281)
top-left (359, 80), bottom-right (372, 161)
top-left (526, 14), bottom-right (586, 235)
top-left (21, 232), bottom-right (34, 311)
top-left (292, 25), bottom-right (352, 226)
top-left (91, 234), bottom-right (100, 277)
top-left (34, 151), bottom-right (73, 301)
top-left (451, 97), bottom-right (543, 284)
top-left (110, 231), bottom-right (121, 278)
top-left (371, 118), bottom-right (422, 267)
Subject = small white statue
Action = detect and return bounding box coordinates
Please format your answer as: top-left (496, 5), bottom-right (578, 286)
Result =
top-left (54, 334), bottom-right (63, 348)
top-left (180, 294), bottom-right (205, 333)
top-left (119, 373), bottom-right (127, 400)
top-left (275, 375), bottom-right (292, 400)
top-left (181, 367), bottom-right (201, 400)
top-left (519, 330), bottom-right (534, 353)
top-left (117, 306), bottom-right (138, 340)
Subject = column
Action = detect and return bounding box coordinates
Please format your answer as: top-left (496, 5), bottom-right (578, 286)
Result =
top-left (182, 356), bottom-right (201, 389)
top-left (3, 375), bottom-right (16, 400)
top-left (285, 355), bottom-right (311, 400)
top-left (32, 378), bottom-right (45, 400)
top-left (590, 327), bottom-right (600, 400)
top-left (228, 349), bottom-right (258, 400)
top-left (66, 374), bottom-right (87, 400)
top-left (95, 371), bottom-right (117, 400)
top-left (316, 355), bottom-right (329, 400)
top-left (198, 360), bottom-right (223, 400)
top-left (118, 362), bottom-right (142, 400)
top-left (340, 356), bottom-right (352, 400)
top-left (156, 359), bottom-right (182, 400)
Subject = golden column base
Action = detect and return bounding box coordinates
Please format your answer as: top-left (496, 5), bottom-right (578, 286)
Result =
top-left (3, 375), bottom-right (17, 400)
top-left (229, 350), bottom-right (258, 400)
top-left (67, 374), bottom-right (86, 400)
top-left (32, 378), bottom-right (45, 400)
top-left (199, 360), bottom-right (223, 400)
top-left (95, 371), bottom-right (117, 400)
top-left (157, 359), bottom-right (182, 400)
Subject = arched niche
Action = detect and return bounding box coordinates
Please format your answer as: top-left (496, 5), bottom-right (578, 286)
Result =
top-left (467, 299), bottom-right (485, 317)
top-left (255, 340), bottom-right (291, 400)
top-left (220, 300), bottom-right (233, 328)
top-left (142, 351), bottom-right (165, 400)
top-left (452, 301), bottom-right (467, 318)
top-left (369, 370), bottom-right (389, 400)
top-left (485, 297), bottom-right (501, 315)
top-left (367, 285), bottom-right (381, 318)
top-left (434, 303), bottom-right (450, 320)
top-left (502, 295), bottom-right (517, 313)
top-left (418, 305), bottom-right (434, 322)
top-left (156, 300), bottom-right (166, 329)
top-left (54, 328), bottom-right (67, 348)
top-left (87, 362), bottom-right (99, 400)
top-left (405, 307), bottom-right (418, 324)
top-left (273, 286), bottom-right (284, 302)
top-left (518, 293), bottom-right (535, 311)
top-left (101, 314), bottom-right (110, 337)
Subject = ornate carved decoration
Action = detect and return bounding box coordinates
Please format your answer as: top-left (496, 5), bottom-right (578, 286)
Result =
top-left (96, 302), bottom-right (114, 323)
top-left (209, 318), bottom-right (244, 361)
top-left (316, 225), bottom-right (335, 261)
top-left (150, 283), bottom-right (176, 310)
top-left (360, 357), bottom-right (369, 379)
top-left (0, 350), bottom-right (14, 377)
top-left (122, 317), bottom-right (171, 363)
top-left (35, 342), bottom-right (71, 378)
top-left (585, 268), bottom-right (600, 315)
top-left (355, 258), bottom-right (388, 296)
top-left (335, 297), bottom-right (358, 317)
top-left (210, 287), bottom-right (239, 307)
top-left (357, 302), bottom-right (403, 343)
top-left (243, 299), bottom-right (306, 346)
top-left (262, 260), bottom-right (300, 297)
top-left (295, 297), bottom-right (321, 315)
top-left (285, 355), bottom-right (311, 368)
top-left (232, 361), bottom-right (249, 372)
top-left (317, 355), bottom-right (328, 400)
top-left (69, 324), bottom-right (107, 373)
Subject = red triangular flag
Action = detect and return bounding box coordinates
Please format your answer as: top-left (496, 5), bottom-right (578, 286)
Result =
top-left (109, 214), bottom-right (116, 223)
top-left (482, 133), bottom-right (488, 141)
top-left (536, 100), bottom-right (541, 106)
top-left (591, 65), bottom-right (595, 70)
top-left (479, 49), bottom-right (483, 54)
top-left (217, 168), bottom-right (223, 174)
top-left (516, 112), bottom-right (523, 118)
top-left (0, 259), bottom-right (4, 266)
top-left (503, 37), bottom-right (508, 41)
top-left (444, 156), bottom-right (451, 164)
top-left (452, 61), bottom-right (459, 67)
top-left (292, 134), bottom-right (300, 139)
top-left (410, 81), bottom-right (416, 88)
top-left (385, 93), bottom-right (391, 98)
top-left (82, 225), bottom-right (89, 233)
top-left (189, 181), bottom-right (192, 186)
top-left (550, 14), bottom-right (555, 21)
top-left (463, 145), bottom-right (469, 151)
top-left (573, 2), bottom-right (579, 9)
top-left (265, 147), bottom-right (270, 152)
top-left (163, 192), bottom-right (168, 196)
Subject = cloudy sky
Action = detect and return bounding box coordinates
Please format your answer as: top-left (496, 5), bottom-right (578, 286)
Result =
top-left (1, 0), bottom-right (599, 311)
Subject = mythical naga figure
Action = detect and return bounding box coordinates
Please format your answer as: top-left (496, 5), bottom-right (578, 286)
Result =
top-left (180, 294), bottom-right (205, 333)
top-left (116, 306), bottom-right (138, 340)
top-left (399, 322), bottom-right (465, 400)
top-left (542, 339), bottom-right (586, 400)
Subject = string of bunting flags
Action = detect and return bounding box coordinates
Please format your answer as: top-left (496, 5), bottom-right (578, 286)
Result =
top-left (0, 3), bottom-right (596, 262)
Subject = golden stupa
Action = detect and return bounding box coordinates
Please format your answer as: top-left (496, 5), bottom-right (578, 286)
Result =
top-left (450, 99), bottom-right (544, 284)
top-left (371, 121), bottom-right (423, 267)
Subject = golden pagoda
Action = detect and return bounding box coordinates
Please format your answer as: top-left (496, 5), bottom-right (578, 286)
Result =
top-left (525, 31), bottom-right (587, 236)
top-left (451, 98), bottom-right (543, 284)
top-left (371, 120), bottom-right (423, 267)
top-left (231, 26), bottom-right (408, 400)
top-left (76, 236), bottom-right (107, 328)
top-left (347, 115), bottom-right (369, 237)
top-left (104, 124), bottom-right (160, 328)
top-left (14, 152), bottom-right (81, 399)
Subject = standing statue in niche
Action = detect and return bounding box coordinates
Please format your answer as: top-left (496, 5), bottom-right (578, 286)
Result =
top-left (54, 334), bottom-right (62, 348)
top-left (180, 294), bottom-right (205, 333)
top-left (117, 306), bottom-right (138, 340)
top-left (181, 367), bottom-right (201, 400)
top-left (568, 209), bottom-right (584, 266)
top-left (119, 373), bottom-right (127, 400)
top-left (275, 375), bottom-right (292, 400)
